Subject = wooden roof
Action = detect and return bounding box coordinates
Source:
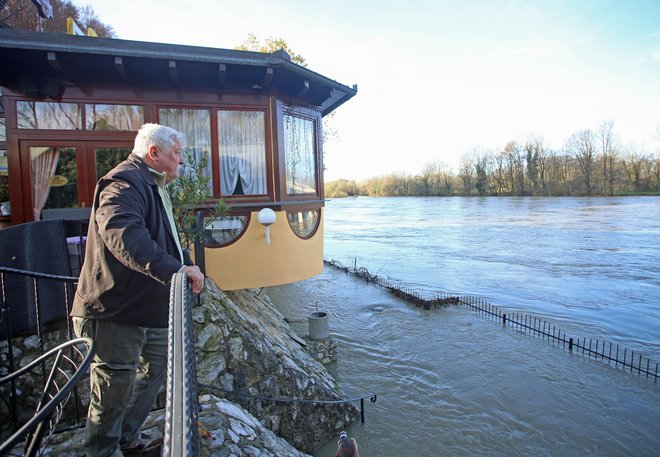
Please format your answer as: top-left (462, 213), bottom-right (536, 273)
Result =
top-left (0, 28), bottom-right (357, 115)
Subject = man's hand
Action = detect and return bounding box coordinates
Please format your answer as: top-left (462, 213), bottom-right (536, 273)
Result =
top-left (183, 265), bottom-right (205, 294)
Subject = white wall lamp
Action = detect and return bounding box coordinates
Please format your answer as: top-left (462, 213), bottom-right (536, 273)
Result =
top-left (257, 208), bottom-right (276, 246)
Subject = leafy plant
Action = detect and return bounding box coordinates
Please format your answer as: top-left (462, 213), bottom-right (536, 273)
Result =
top-left (168, 149), bottom-right (230, 249)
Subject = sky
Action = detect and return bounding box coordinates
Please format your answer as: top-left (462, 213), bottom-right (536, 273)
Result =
top-left (72, 0), bottom-right (660, 181)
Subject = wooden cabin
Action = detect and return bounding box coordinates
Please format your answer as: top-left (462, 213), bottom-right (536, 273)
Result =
top-left (0, 28), bottom-right (357, 290)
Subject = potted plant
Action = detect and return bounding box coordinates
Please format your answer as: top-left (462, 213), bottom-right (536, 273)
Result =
top-left (168, 149), bottom-right (230, 260)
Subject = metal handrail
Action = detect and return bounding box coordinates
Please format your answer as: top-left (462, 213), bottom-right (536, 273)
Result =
top-left (0, 337), bottom-right (95, 457)
top-left (162, 271), bottom-right (200, 457)
top-left (0, 266), bottom-right (81, 434)
top-left (198, 384), bottom-right (377, 424)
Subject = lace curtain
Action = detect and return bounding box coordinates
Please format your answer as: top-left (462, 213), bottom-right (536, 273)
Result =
top-left (218, 111), bottom-right (266, 196)
top-left (159, 108), bottom-right (212, 193)
top-left (284, 114), bottom-right (317, 194)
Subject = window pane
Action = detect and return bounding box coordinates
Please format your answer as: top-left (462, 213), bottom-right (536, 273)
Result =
top-left (159, 108), bottom-right (212, 193)
top-left (0, 116), bottom-right (5, 142)
top-left (203, 215), bottom-right (248, 247)
top-left (287, 210), bottom-right (320, 239)
top-left (284, 114), bottom-right (317, 195)
top-left (86, 104), bottom-right (144, 130)
top-left (17, 101), bottom-right (81, 130)
top-left (0, 150), bottom-right (9, 215)
top-left (95, 147), bottom-right (132, 180)
top-left (30, 146), bottom-right (78, 220)
top-left (218, 110), bottom-right (267, 196)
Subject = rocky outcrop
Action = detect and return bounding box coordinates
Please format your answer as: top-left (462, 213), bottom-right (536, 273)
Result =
top-left (1, 279), bottom-right (357, 455)
top-left (196, 395), bottom-right (313, 457)
top-left (193, 282), bottom-right (358, 452)
top-left (25, 395), bottom-right (313, 457)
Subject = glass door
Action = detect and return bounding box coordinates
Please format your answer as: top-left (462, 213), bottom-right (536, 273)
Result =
top-left (21, 142), bottom-right (83, 221)
top-left (86, 143), bottom-right (132, 198)
top-left (20, 141), bottom-right (132, 222)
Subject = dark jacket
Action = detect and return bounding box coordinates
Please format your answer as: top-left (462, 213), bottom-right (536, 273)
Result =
top-left (71, 154), bottom-right (183, 328)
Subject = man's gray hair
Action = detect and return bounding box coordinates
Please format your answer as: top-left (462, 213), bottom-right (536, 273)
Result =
top-left (132, 123), bottom-right (185, 158)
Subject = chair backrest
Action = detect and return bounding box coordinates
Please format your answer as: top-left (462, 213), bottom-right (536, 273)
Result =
top-left (40, 207), bottom-right (91, 221)
top-left (0, 221), bottom-right (75, 338)
top-left (0, 337), bottom-right (95, 457)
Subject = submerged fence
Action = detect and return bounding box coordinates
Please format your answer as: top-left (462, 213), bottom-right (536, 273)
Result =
top-left (324, 259), bottom-right (659, 382)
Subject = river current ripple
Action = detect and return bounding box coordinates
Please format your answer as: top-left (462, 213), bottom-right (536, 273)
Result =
top-left (267, 196), bottom-right (660, 457)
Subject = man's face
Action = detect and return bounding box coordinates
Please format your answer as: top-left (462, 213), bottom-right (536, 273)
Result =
top-left (152, 139), bottom-right (184, 184)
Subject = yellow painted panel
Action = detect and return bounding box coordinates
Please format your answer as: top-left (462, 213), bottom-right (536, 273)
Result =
top-left (203, 209), bottom-right (324, 290)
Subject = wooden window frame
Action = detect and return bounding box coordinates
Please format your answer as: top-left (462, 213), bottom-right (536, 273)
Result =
top-left (155, 102), bottom-right (274, 204)
top-left (275, 100), bottom-right (324, 204)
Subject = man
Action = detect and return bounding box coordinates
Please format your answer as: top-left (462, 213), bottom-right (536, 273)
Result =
top-left (71, 123), bottom-right (205, 457)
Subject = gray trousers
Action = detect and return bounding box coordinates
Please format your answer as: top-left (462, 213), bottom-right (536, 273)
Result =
top-left (72, 317), bottom-right (168, 457)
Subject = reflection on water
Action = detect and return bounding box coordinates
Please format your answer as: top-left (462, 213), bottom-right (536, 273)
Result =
top-left (268, 196), bottom-right (660, 456)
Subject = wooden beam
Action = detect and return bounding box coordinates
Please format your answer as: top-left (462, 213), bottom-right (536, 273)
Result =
top-left (262, 67), bottom-right (273, 89)
top-left (114, 56), bottom-right (128, 80)
top-left (169, 60), bottom-right (179, 84)
top-left (320, 88), bottom-right (343, 112)
top-left (47, 52), bottom-right (64, 73)
top-left (297, 80), bottom-right (309, 98)
top-left (218, 63), bottom-right (226, 88)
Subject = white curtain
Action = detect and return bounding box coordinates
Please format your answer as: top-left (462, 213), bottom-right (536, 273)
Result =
top-left (284, 114), bottom-right (316, 194)
top-left (31, 147), bottom-right (60, 220)
top-left (159, 108), bottom-right (212, 192)
top-left (219, 111), bottom-right (266, 196)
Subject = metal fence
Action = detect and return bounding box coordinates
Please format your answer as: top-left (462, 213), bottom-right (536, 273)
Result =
top-left (325, 259), bottom-right (659, 382)
top-left (0, 266), bottom-right (83, 436)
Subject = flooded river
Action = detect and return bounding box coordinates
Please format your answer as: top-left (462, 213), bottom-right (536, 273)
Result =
top-left (267, 196), bottom-right (660, 456)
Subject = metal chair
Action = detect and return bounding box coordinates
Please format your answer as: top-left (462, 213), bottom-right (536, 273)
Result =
top-left (0, 337), bottom-right (95, 457)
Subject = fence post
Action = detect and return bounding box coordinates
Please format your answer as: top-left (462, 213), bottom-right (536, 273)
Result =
top-left (569, 338), bottom-right (573, 352)
top-left (193, 211), bottom-right (206, 275)
top-left (502, 313), bottom-right (507, 325)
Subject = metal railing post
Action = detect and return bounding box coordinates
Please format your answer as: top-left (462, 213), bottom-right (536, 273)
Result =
top-left (194, 211), bottom-right (206, 275)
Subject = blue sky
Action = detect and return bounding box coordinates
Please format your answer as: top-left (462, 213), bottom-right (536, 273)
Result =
top-left (73, 0), bottom-right (660, 181)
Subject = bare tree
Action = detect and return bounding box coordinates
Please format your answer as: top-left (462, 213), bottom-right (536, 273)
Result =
top-left (491, 150), bottom-right (509, 195)
top-left (598, 120), bottom-right (619, 196)
top-left (651, 154), bottom-right (660, 191)
top-left (534, 137), bottom-right (550, 195)
top-left (458, 152), bottom-right (476, 194)
top-left (503, 141), bottom-right (526, 195)
top-left (567, 129), bottom-right (596, 195)
top-left (421, 160), bottom-right (454, 196)
top-left (622, 144), bottom-right (651, 192)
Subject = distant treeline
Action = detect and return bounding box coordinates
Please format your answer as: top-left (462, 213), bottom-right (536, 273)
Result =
top-left (327, 128), bottom-right (660, 197)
